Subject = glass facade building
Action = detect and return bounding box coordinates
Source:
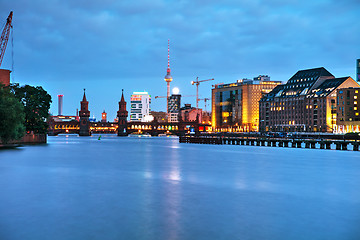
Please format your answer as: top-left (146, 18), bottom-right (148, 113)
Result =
top-left (212, 76), bottom-right (281, 132)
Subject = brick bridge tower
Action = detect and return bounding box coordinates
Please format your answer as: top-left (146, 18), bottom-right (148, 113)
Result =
top-left (117, 89), bottom-right (128, 136)
top-left (79, 89), bottom-right (91, 136)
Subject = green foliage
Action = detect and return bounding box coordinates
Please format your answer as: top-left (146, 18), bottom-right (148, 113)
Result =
top-left (0, 86), bottom-right (25, 144)
top-left (11, 84), bottom-right (52, 134)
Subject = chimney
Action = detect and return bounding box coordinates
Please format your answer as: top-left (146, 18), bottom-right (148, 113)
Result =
top-left (58, 95), bottom-right (63, 116)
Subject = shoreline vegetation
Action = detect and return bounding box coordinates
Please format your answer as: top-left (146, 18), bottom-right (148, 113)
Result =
top-left (0, 83), bottom-right (51, 147)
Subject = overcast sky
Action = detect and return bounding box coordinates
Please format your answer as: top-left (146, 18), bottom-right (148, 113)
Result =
top-left (1, 0), bottom-right (359, 120)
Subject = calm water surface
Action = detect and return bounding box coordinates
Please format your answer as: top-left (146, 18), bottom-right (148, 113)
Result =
top-left (1, 135), bottom-right (360, 240)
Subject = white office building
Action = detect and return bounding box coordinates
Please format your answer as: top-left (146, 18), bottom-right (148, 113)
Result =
top-left (130, 92), bottom-right (151, 122)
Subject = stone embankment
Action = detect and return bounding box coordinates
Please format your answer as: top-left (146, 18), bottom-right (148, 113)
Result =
top-left (0, 133), bottom-right (47, 148)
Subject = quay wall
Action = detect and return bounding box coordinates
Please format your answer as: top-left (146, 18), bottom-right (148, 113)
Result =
top-left (0, 133), bottom-right (47, 147)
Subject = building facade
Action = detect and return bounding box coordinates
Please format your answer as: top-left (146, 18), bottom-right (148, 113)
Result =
top-left (357, 59), bottom-right (360, 82)
top-left (211, 76), bottom-right (281, 132)
top-left (168, 94), bottom-right (181, 122)
top-left (150, 111), bottom-right (167, 123)
top-left (130, 92), bottom-right (151, 122)
top-left (259, 67), bottom-right (360, 132)
top-left (180, 104), bottom-right (202, 123)
top-left (335, 87), bottom-right (360, 133)
top-left (0, 69), bottom-right (10, 86)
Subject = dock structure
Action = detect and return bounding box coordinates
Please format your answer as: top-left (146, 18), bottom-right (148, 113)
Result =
top-left (179, 136), bottom-right (360, 151)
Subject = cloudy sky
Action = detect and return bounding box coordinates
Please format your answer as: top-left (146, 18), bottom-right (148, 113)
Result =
top-left (1, 0), bottom-right (359, 120)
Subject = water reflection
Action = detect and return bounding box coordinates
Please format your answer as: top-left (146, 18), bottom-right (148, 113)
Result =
top-left (1, 136), bottom-right (360, 240)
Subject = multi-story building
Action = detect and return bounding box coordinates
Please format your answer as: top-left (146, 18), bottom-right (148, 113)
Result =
top-left (259, 67), bottom-right (360, 132)
top-left (130, 92), bottom-right (151, 122)
top-left (0, 69), bottom-right (10, 86)
top-left (357, 59), bottom-right (360, 82)
top-left (336, 88), bottom-right (360, 133)
top-left (211, 75), bottom-right (281, 132)
top-left (168, 94), bottom-right (181, 122)
top-left (180, 104), bottom-right (202, 123)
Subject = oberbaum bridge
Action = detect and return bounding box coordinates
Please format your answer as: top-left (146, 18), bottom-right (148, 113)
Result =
top-left (48, 90), bottom-right (209, 136)
top-left (48, 90), bottom-right (360, 151)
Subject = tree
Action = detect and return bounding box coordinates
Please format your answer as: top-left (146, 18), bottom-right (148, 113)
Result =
top-left (0, 86), bottom-right (25, 144)
top-left (11, 84), bottom-right (52, 134)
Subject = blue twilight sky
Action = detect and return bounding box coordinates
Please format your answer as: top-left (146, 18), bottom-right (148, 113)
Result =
top-left (1, 0), bottom-right (359, 120)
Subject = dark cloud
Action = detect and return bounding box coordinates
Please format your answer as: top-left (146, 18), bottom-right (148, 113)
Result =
top-left (0, 0), bottom-right (359, 119)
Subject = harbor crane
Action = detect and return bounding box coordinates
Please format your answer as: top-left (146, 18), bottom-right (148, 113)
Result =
top-left (155, 95), bottom-right (195, 99)
top-left (199, 98), bottom-right (210, 112)
top-left (0, 11), bottom-right (13, 67)
top-left (191, 77), bottom-right (214, 108)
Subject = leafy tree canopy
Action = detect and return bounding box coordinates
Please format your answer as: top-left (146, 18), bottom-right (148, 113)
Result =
top-left (11, 84), bottom-right (52, 134)
top-left (0, 85), bottom-right (25, 144)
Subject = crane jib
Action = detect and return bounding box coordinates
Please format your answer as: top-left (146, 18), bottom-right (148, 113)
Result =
top-left (0, 11), bottom-right (13, 68)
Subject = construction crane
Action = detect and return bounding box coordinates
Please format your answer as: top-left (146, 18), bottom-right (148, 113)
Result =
top-left (0, 11), bottom-right (13, 68)
top-left (199, 98), bottom-right (210, 112)
top-left (191, 77), bottom-right (214, 109)
top-left (155, 95), bottom-right (195, 99)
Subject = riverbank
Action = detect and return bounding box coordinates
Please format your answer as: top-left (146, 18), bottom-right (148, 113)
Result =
top-left (0, 133), bottom-right (47, 149)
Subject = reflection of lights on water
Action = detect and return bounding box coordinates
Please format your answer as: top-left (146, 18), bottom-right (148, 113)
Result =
top-left (235, 180), bottom-right (247, 190)
top-left (144, 171), bottom-right (153, 179)
top-left (168, 170), bottom-right (181, 181)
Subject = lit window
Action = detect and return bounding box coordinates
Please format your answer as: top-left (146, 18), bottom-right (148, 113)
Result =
top-left (355, 96), bottom-right (358, 99)
top-left (355, 101), bottom-right (358, 105)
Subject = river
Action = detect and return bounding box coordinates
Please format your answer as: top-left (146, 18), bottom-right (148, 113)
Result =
top-left (0, 135), bottom-right (360, 240)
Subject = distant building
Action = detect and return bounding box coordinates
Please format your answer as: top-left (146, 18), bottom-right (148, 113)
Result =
top-left (259, 67), bottom-right (360, 132)
top-left (0, 69), bottom-right (10, 86)
top-left (168, 94), bottom-right (181, 122)
top-left (51, 115), bottom-right (79, 122)
top-left (101, 110), bottom-right (107, 122)
top-left (212, 75), bottom-right (281, 132)
top-left (151, 111), bottom-right (167, 123)
top-left (180, 104), bottom-right (202, 123)
top-left (336, 87), bottom-right (360, 133)
top-left (202, 111), bottom-right (211, 125)
top-left (58, 95), bottom-right (63, 116)
top-left (357, 59), bottom-right (360, 82)
top-left (130, 92), bottom-right (151, 122)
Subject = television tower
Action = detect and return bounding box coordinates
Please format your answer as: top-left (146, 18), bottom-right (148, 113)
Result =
top-left (164, 39), bottom-right (173, 120)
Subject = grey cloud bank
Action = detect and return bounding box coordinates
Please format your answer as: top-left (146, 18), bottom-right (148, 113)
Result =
top-left (0, 0), bottom-right (359, 119)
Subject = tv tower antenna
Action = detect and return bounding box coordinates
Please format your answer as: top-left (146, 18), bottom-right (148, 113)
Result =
top-left (164, 39), bottom-right (173, 121)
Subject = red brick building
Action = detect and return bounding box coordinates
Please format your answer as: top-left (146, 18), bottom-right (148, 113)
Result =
top-left (259, 67), bottom-right (360, 132)
top-left (0, 69), bottom-right (10, 86)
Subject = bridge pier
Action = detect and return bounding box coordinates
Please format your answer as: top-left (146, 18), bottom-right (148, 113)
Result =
top-left (335, 142), bottom-right (341, 150)
top-left (341, 142), bottom-right (348, 150)
top-left (353, 142), bottom-right (359, 151)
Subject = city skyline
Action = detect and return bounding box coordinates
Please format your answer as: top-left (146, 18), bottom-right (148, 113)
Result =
top-left (1, 0), bottom-right (360, 120)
